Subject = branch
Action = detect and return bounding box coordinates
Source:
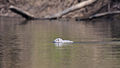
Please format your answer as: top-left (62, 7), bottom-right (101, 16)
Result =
top-left (89, 11), bottom-right (120, 19)
top-left (45, 0), bottom-right (97, 18)
top-left (9, 6), bottom-right (36, 20)
top-left (9, 5), bottom-right (52, 20)
top-left (9, 0), bottom-right (97, 20)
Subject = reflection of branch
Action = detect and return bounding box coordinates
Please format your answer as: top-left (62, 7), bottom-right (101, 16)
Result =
top-left (89, 11), bottom-right (120, 19)
top-left (19, 20), bottom-right (29, 25)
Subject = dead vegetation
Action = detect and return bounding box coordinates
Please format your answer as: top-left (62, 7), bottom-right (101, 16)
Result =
top-left (0, 0), bottom-right (120, 20)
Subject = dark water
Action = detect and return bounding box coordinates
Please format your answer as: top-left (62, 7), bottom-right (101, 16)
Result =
top-left (0, 17), bottom-right (120, 68)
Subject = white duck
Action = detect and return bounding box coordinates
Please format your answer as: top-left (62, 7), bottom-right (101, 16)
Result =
top-left (53, 38), bottom-right (73, 43)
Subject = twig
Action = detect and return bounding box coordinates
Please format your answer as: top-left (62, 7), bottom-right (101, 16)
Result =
top-left (89, 11), bottom-right (120, 19)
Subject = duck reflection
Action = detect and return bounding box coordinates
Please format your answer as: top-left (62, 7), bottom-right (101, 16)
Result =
top-left (54, 42), bottom-right (73, 47)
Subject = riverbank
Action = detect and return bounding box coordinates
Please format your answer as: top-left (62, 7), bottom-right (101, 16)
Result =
top-left (0, 0), bottom-right (120, 19)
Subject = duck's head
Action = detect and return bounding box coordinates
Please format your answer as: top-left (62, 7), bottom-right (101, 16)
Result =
top-left (53, 38), bottom-right (63, 43)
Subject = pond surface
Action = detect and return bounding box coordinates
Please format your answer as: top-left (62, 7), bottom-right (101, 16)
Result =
top-left (0, 17), bottom-right (120, 68)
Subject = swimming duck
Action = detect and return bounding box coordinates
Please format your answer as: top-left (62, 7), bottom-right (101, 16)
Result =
top-left (53, 38), bottom-right (73, 43)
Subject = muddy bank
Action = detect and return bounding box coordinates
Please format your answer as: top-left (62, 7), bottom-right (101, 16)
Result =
top-left (0, 0), bottom-right (120, 19)
top-left (0, 0), bottom-right (77, 17)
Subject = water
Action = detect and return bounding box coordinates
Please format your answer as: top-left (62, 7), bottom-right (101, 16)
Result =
top-left (0, 17), bottom-right (120, 68)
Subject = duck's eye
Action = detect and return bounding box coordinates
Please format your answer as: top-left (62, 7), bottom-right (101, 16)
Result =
top-left (56, 39), bottom-right (59, 41)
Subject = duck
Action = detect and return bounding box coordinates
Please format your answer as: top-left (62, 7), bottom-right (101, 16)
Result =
top-left (53, 38), bottom-right (73, 43)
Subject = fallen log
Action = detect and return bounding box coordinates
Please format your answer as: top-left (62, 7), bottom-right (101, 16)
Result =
top-left (9, 0), bottom-right (97, 20)
top-left (9, 6), bottom-right (36, 20)
top-left (89, 11), bottom-right (120, 19)
top-left (9, 5), bottom-right (120, 20)
top-left (9, 5), bottom-right (55, 20)
top-left (45, 0), bottom-right (97, 18)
